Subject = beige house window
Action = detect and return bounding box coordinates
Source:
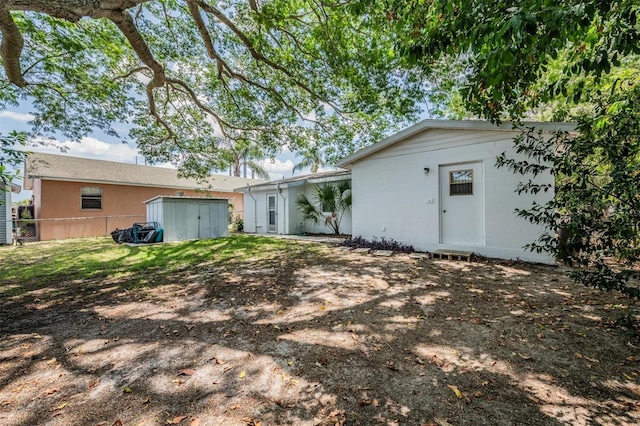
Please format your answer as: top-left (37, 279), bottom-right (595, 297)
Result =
top-left (81, 186), bottom-right (102, 209)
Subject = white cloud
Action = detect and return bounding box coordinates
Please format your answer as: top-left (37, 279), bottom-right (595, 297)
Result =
top-left (27, 136), bottom-right (154, 166)
top-left (261, 158), bottom-right (294, 180)
top-left (0, 111), bottom-right (34, 122)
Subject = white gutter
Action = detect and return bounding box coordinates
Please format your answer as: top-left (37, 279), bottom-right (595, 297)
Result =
top-left (246, 184), bottom-right (258, 232)
top-left (277, 183), bottom-right (287, 234)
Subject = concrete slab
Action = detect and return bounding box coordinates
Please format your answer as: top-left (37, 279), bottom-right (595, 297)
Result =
top-left (336, 246), bottom-right (354, 251)
top-left (410, 253), bottom-right (429, 259)
top-left (353, 248), bottom-right (371, 254)
top-left (432, 249), bottom-right (473, 261)
top-left (372, 250), bottom-right (393, 257)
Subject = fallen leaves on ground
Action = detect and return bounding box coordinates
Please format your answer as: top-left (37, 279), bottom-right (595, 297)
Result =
top-left (178, 368), bottom-right (196, 376)
top-left (447, 385), bottom-right (463, 399)
top-left (51, 402), bottom-right (67, 411)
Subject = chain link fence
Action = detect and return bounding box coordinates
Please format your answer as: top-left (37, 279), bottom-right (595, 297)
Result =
top-left (3, 215), bottom-right (146, 244)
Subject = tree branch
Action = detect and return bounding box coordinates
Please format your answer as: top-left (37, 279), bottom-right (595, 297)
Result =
top-left (0, 9), bottom-right (27, 87)
top-left (248, 0), bottom-right (259, 13)
top-left (113, 66), bottom-right (151, 80)
top-left (165, 77), bottom-right (270, 136)
top-left (108, 10), bottom-right (165, 88)
top-left (196, 1), bottom-right (328, 104)
top-left (186, 0), bottom-right (216, 59)
top-left (145, 80), bottom-right (174, 139)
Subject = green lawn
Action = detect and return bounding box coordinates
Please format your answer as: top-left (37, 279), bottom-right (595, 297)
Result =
top-left (0, 235), bottom-right (320, 296)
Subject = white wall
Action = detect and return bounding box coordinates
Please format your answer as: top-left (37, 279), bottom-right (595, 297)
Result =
top-left (242, 180), bottom-right (352, 236)
top-left (289, 184), bottom-right (352, 235)
top-left (351, 128), bottom-right (555, 263)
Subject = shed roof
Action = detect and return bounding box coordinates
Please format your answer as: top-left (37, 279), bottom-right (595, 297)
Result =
top-left (337, 119), bottom-right (576, 168)
top-left (24, 152), bottom-right (262, 192)
top-left (144, 195), bottom-right (230, 204)
top-left (234, 169), bottom-right (350, 193)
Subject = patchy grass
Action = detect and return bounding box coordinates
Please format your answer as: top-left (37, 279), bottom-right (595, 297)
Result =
top-left (0, 236), bottom-right (639, 425)
top-left (0, 236), bottom-right (314, 294)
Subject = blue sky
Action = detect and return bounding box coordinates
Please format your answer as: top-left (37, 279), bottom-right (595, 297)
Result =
top-left (1, 109), bottom-right (318, 203)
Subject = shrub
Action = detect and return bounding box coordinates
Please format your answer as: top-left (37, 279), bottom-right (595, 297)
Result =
top-left (341, 236), bottom-right (415, 253)
top-left (232, 215), bottom-right (244, 232)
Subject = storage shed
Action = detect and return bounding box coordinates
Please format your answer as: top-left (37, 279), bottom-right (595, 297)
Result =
top-left (145, 196), bottom-right (228, 242)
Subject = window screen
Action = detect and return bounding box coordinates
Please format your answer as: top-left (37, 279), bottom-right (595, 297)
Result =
top-left (81, 187), bottom-right (102, 209)
top-left (449, 170), bottom-right (473, 195)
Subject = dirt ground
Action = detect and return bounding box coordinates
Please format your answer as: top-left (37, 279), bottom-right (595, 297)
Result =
top-left (1, 240), bottom-right (639, 426)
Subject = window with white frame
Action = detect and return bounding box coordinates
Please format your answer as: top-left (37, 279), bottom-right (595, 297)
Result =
top-left (81, 186), bottom-right (102, 209)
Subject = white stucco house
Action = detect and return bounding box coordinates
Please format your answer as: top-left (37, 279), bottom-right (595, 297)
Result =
top-left (337, 119), bottom-right (574, 264)
top-left (1, 182), bottom-right (21, 244)
top-left (235, 170), bottom-right (352, 235)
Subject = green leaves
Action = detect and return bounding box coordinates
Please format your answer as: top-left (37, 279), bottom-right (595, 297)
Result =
top-left (2, 1), bottom-right (426, 179)
top-left (0, 131), bottom-right (27, 186)
top-left (295, 181), bottom-right (351, 235)
top-left (386, 0), bottom-right (640, 121)
top-left (498, 83), bottom-right (640, 298)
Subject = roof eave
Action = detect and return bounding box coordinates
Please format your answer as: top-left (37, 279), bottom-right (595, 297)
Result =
top-left (336, 119), bottom-right (577, 168)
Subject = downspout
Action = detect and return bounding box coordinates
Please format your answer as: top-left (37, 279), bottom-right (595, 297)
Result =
top-left (246, 184), bottom-right (258, 233)
top-left (277, 183), bottom-right (287, 234)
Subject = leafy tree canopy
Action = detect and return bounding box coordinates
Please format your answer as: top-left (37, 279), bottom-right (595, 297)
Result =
top-left (385, 0), bottom-right (640, 120)
top-left (383, 0), bottom-right (640, 299)
top-left (1, 0), bottom-right (427, 179)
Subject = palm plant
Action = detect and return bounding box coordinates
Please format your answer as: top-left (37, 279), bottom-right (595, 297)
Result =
top-left (220, 138), bottom-right (270, 180)
top-left (292, 144), bottom-right (325, 174)
top-left (295, 181), bottom-right (351, 235)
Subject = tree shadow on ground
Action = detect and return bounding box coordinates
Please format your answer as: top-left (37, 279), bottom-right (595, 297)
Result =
top-left (0, 237), bottom-right (639, 425)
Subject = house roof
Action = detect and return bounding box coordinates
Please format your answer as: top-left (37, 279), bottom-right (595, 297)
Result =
top-left (234, 169), bottom-right (351, 193)
top-left (0, 182), bottom-right (20, 193)
top-left (23, 152), bottom-right (263, 192)
top-left (336, 119), bottom-right (576, 168)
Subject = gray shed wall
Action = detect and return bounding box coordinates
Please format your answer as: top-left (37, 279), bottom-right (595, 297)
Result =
top-left (146, 197), bottom-right (228, 242)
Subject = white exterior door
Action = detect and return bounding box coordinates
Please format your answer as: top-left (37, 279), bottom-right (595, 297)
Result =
top-left (267, 194), bottom-right (277, 233)
top-left (440, 162), bottom-right (484, 245)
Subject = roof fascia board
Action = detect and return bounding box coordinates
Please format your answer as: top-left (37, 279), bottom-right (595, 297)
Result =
top-left (337, 119), bottom-right (576, 168)
top-left (307, 174), bottom-right (351, 185)
top-left (235, 180), bottom-right (309, 193)
top-left (26, 176), bottom-right (221, 191)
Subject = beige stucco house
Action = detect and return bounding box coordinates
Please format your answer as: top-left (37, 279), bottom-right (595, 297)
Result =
top-left (24, 152), bottom-right (261, 241)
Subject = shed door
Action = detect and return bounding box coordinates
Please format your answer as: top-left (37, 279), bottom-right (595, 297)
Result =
top-left (198, 204), bottom-right (212, 238)
top-left (267, 194), bottom-right (277, 233)
top-left (186, 204), bottom-right (211, 239)
top-left (439, 162), bottom-right (484, 245)
top-left (185, 204), bottom-right (199, 239)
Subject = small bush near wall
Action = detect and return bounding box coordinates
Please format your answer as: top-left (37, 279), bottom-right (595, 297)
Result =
top-left (232, 215), bottom-right (244, 232)
top-left (341, 236), bottom-right (415, 253)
